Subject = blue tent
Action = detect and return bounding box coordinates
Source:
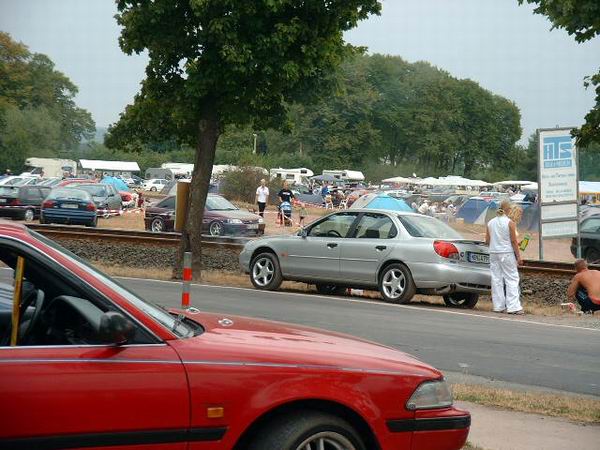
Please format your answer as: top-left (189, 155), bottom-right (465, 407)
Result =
top-left (457, 197), bottom-right (498, 224)
top-left (349, 192), bottom-right (412, 212)
top-left (101, 176), bottom-right (129, 192)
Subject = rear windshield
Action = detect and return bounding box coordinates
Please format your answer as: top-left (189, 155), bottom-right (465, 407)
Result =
top-left (398, 215), bottom-right (462, 239)
top-left (74, 185), bottom-right (107, 197)
top-left (0, 186), bottom-right (18, 196)
top-left (49, 188), bottom-right (91, 201)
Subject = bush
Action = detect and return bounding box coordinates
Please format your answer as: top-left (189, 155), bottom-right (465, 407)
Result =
top-left (219, 167), bottom-right (269, 204)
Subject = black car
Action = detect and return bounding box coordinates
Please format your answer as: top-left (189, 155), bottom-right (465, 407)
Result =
top-left (571, 215), bottom-right (600, 263)
top-left (0, 185), bottom-right (51, 222)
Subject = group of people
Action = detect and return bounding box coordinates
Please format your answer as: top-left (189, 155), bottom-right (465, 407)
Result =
top-left (255, 180), bottom-right (307, 227)
top-left (414, 199), bottom-right (456, 220)
top-left (486, 200), bottom-right (600, 315)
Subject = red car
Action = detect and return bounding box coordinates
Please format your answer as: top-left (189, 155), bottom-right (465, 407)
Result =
top-left (0, 221), bottom-right (470, 450)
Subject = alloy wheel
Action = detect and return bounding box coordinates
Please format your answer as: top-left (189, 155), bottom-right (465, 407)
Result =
top-left (252, 257), bottom-right (274, 287)
top-left (382, 268), bottom-right (406, 299)
top-left (151, 218), bottom-right (164, 232)
top-left (24, 209), bottom-right (34, 222)
top-left (295, 431), bottom-right (356, 450)
top-left (209, 222), bottom-right (223, 236)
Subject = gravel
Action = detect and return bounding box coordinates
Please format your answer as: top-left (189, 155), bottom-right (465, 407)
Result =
top-left (52, 237), bottom-right (574, 305)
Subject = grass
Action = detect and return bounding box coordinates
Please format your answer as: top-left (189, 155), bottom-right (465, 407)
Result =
top-left (452, 383), bottom-right (600, 424)
top-left (462, 444), bottom-right (486, 450)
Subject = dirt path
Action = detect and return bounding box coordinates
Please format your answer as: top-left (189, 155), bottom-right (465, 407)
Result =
top-left (458, 401), bottom-right (600, 450)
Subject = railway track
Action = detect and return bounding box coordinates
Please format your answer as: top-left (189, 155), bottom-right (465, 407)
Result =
top-left (26, 224), bottom-right (248, 248)
top-left (25, 224), bottom-right (596, 275)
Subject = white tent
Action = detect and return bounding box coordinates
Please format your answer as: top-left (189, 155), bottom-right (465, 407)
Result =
top-left (494, 180), bottom-right (535, 186)
top-left (382, 176), bottom-right (417, 184)
top-left (79, 159), bottom-right (140, 173)
top-left (413, 177), bottom-right (443, 186)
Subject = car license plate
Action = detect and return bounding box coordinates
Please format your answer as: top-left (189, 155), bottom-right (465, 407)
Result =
top-left (247, 223), bottom-right (258, 229)
top-left (61, 204), bottom-right (78, 209)
top-left (468, 252), bottom-right (489, 264)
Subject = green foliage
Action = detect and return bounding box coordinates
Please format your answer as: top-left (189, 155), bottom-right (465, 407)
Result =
top-left (0, 32), bottom-right (95, 171)
top-left (519, 1), bottom-right (600, 147)
top-left (219, 167), bottom-right (267, 204)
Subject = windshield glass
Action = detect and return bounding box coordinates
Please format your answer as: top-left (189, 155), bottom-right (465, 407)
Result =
top-left (398, 215), bottom-right (462, 239)
top-left (31, 230), bottom-right (195, 338)
top-left (49, 188), bottom-right (91, 201)
top-left (75, 185), bottom-right (108, 197)
top-left (206, 196), bottom-right (237, 211)
top-left (0, 186), bottom-right (18, 196)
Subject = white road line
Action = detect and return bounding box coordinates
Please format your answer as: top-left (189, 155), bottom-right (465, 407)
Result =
top-left (115, 275), bottom-right (600, 333)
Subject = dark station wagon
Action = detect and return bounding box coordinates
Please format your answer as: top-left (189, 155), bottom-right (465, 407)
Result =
top-left (0, 185), bottom-right (51, 222)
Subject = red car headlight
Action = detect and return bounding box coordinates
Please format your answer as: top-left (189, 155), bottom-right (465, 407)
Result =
top-left (406, 380), bottom-right (453, 410)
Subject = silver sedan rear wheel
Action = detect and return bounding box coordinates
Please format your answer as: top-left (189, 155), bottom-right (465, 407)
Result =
top-left (379, 263), bottom-right (416, 304)
top-left (250, 252), bottom-right (283, 290)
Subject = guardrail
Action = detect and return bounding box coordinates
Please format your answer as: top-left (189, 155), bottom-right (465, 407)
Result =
top-left (25, 224), bottom-right (248, 248)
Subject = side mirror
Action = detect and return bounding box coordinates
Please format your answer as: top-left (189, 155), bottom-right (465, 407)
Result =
top-left (298, 227), bottom-right (307, 238)
top-left (98, 312), bottom-right (136, 345)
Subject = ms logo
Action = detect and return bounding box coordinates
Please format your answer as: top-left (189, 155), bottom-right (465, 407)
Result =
top-left (543, 135), bottom-right (573, 169)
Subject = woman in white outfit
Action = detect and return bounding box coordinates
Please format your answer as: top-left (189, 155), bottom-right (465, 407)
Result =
top-left (485, 200), bottom-right (524, 314)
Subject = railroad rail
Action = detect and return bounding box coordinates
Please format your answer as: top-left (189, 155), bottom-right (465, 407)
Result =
top-left (23, 224), bottom-right (597, 275)
top-left (25, 224), bottom-right (248, 248)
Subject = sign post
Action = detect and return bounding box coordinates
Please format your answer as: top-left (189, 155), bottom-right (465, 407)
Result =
top-left (537, 127), bottom-right (579, 260)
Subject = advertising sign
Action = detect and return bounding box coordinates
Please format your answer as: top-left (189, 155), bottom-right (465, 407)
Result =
top-left (537, 128), bottom-right (579, 259)
top-left (539, 130), bottom-right (577, 203)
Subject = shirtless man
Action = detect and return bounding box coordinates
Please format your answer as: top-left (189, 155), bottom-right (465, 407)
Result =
top-left (567, 259), bottom-right (600, 313)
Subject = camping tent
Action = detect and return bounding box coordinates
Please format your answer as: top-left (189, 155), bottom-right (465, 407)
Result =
top-left (457, 197), bottom-right (498, 224)
top-left (350, 192), bottom-right (413, 212)
top-left (101, 176), bottom-right (129, 191)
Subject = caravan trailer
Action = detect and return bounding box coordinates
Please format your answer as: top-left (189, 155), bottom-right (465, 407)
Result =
top-left (161, 163), bottom-right (195, 178)
top-left (269, 168), bottom-right (314, 185)
top-left (322, 169), bottom-right (365, 182)
top-left (22, 158), bottom-right (77, 178)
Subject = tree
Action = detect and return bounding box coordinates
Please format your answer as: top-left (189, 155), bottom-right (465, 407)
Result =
top-left (0, 32), bottom-right (95, 171)
top-left (519, 1), bottom-right (600, 146)
top-left (113, 0), bottom-right (382, 278)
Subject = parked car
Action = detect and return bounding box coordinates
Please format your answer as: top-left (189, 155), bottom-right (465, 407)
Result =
top-left (0, 185), bottom-right (51, 222)
top-left (0, 222), bottom-right (470, 450)
top-left (145, 194), bottom-right (265, 236)
top-left (571, 215), bottom-right (600, 264)
top-left (0, 176), bottom-right (34, 186)
top-left (65, 183), bottom-right (122, 216)
top-left (40, 188), bottom-right (98, 227)
top-left (142, 178), bottom-right (169, 192)
top-left (241, 209), bottom-right (491, 308)
top-left (36, 177), bottom-right (62, 188)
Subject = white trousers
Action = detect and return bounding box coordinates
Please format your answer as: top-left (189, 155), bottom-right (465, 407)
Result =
top-left (490, 252), bottom-right (522, 312)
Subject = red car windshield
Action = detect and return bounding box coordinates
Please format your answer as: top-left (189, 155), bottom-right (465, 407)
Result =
top-left (31, 230), bottom-right (195, 339)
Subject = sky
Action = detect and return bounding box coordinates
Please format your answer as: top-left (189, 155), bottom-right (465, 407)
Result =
top-left (1, 0), bottom-right (598, 144)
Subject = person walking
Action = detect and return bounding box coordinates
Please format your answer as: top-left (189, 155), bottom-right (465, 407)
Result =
top-left (255, 179), bottom-right (269, 218)
top-left (485, 200), bottom-right (524, 314)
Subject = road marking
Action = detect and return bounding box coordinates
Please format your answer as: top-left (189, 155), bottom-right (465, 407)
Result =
top-left (115, 275), bottom-right (600, 333)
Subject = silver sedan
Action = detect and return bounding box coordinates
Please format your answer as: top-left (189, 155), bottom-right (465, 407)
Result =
top-left (239, 209), bottom-right (491, 308)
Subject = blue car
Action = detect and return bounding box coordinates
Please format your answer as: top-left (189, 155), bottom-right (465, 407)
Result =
top-left (40, 188), bottom-right (98, 227)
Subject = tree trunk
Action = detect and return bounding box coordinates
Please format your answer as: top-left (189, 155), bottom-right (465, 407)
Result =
top-left (173, 116), bottom-right (220, 281)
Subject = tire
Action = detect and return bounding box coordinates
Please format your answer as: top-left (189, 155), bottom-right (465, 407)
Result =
top-left (316, 284), bottom-right (347, 296)
top-left (150, 186), bottom-right (157, 192)
top-left (250, 252), bottom-right (283, 291)
top-left (378, 263), bottom-right (416, 304)
top-left (209, 221), bottom-right (223, 236)
top-left (86, 216), bottom-right (98, 228)
top-left (586, 249), bottom-right (600, 265)
top-left (247, 410), bottom-right (366, 450)
top-left (23, 208), bottom-right (35, 222)
top-left (151, 217), bottom-right (165, 233)
top-left (443, 293), bottom-right (479, 309)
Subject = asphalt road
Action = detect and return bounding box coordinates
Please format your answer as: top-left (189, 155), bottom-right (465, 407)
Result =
top-left (118, 277), bottom-right (600, 397)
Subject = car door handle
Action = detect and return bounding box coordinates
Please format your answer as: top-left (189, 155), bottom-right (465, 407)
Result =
top-left (375, 245), bottom-right (387, 251)
top-left (327, 243), bottom-right (338, 249)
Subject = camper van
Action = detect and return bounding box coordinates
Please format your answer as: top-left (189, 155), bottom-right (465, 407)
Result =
top-left (269, 168), bottom-right (314, 185)
top-left (161, 163), bottom-right (195, 178)
top-left (322, 169), bottom-right (365, 182)
top-left (22, 158), bottom-right (77, 178)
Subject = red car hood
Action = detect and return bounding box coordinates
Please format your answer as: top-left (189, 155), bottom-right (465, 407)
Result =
top-left (171, 310), bottom-right (440, 378)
